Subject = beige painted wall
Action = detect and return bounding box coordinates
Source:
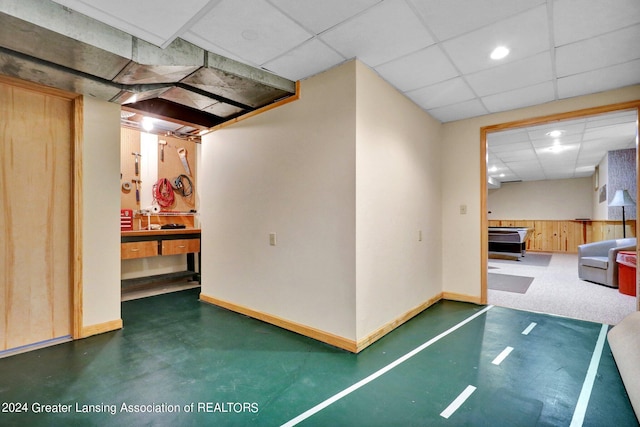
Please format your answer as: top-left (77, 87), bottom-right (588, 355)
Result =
top-left (200, 61), bottom-right (358, 340)
top-left (488, 178), bottom-right (592, 220)
top-left (82, 96), bottom-right (122, 327)
top-left (200, 60), bottom-right (444, 343)
top-left (355, 62), bottom-right (442, 338)
top-left (441, 85), bottom-right (640, 300)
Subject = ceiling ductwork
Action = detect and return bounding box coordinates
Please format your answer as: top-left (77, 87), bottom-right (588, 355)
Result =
top-left (0, 0), bottom-right (297, 137)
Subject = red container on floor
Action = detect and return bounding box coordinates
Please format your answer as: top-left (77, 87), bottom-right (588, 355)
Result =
top-left (616, 251), bottom-right (637, 296)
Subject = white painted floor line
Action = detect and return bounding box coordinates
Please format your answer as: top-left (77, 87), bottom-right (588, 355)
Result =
top-left (491, 346), bottom-right (514, 365)
top-left (569, 324), bottom-right (608, 427)
top-left (522, 322), bottom-right (537, 335)
top-left (440, 385), bottom-right (477, 419)
top-left (280, 305), bottom-right (494, 427)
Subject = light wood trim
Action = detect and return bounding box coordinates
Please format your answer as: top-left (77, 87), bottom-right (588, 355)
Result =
top-left (0, 75), bottom-right (81, 100)
top-left (73, 96), bottom-right (84, 339)
top-left (209, 81), bottom-right (301, 133)
top-left (442, 292), bottom-right (483, 305)
top-left (121, 241), bottom-right (159, 259)
top-left (161, 238), bottom-right (200, 255)
top-left (482, 101), bottom-right (640, 133)
top-left (199, 293), bottom-right (358, 353)
top-left (202, 293), bottom-right (453, 353)
top-left (481, 101), bottom-right (640, 308)
top-left (480, 126), bottom-right (489, 305)
top-left (80, 319), bottom-right (123, 338)
top-left (356, 293), bottom-right (443, 352)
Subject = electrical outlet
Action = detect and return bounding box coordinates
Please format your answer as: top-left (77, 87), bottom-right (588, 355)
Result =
top-left (269, 232), bottom-right (277, 246)
top-left (418, 230), bottom-right (423, 241)
top-left (460, 204), bottom-right (467, 215)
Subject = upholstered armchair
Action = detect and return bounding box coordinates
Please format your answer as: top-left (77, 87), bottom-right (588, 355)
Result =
top-left (578, 238), bottom-right (637, 288)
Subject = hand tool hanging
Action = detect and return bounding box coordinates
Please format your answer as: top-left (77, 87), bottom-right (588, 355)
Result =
top-left (132, 179), bottom-right (141, 204)
top-left (176, 147), bottom-right (192, 176)
top-left (158, 140), bottom-right (167, 162)
top-left (132, 152), bottom-right (141, 175)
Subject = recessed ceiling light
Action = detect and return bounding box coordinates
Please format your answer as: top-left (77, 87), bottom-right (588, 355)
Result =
top-left (490, 46), bottom-right (510, 60)
top-left (546, 130), bottom-right (564, 138)
top-left (241, 30), bottom-right (259, 41)
top-left (489, 166), bottom-right (498, 172)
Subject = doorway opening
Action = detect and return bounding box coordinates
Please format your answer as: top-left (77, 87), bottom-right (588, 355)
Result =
top-left (480, 101), bottom-right (640, 324)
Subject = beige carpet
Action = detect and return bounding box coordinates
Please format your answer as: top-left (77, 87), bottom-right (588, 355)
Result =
top-left (488, 252), bottom-right (637, 325)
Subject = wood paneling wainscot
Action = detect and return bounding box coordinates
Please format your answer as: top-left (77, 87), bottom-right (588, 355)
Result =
top-left (489, 220), bottom-right (637, 253)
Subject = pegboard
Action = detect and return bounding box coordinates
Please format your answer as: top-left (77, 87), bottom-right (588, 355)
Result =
top-left (121, 127), bottom-right (197, 215)
top-left (157, 135), bottom-right (197, 212)
top-left (120, 127), bottom-right (140, 211)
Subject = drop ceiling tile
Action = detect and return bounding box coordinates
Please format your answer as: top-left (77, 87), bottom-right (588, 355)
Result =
top-left (527, 121), bottom-right (586, 140)
top-left (535, 143), bottom-right (580, 157)
top-left (408, 0), bottom-right (541, 41)
top-left (320, 1), bottom-right (435, 67)
top-left (426, 99), bottom-right (488, 122)
top-left (586, 110), bottom-right (638, 128)
top-left (186, 0), bottom-right (311, 65)
top-left (506, 174), bottom-right (542, 183)
top-left (501, 149), bottom-right (537, 162)
top-left (531, 134), bottom-right (582, 149)
top-left (406, 77), bottom-right (475, 110)
top-left (545, 171), bottom-right (575, 180)
top-left (490, 141), bottom-right (532, 156)
top-left (269, 0), bottom-right (382, 34)
top-left (52, 0), bottom-right (214, 48)
top-left (487, 129), bottom-right (531, 146)
top-left (182, 32), bottom-right (249, 65)
top-left (374, 45), bottom-right (459, 92)
top-left (556, 24), bottom-right (640, 77)
top-left (553, 0), bottom-right (640, 46)
top-left (494, 172), bottom-right (520, 181)
top-left (263, 38), bottom-right (345, 81)
top-left (505, 160), bottom-right (543, 171)
top-left (441, 5), bottom-right (550, 75)
top-left (487, 156), bottom-right (507, 169)
top-left (490, 141), bottom-right (533, 153)
top-left (482, 81), bottom-right (555, 113)
top-left (466, 52), bottom-right (553, 97)
top-left (576, 155), bottom-right (603, 167)
top-left (583, 122), bottom-right (637, 141)
top-left (557, 59), bottom-right (640, 98)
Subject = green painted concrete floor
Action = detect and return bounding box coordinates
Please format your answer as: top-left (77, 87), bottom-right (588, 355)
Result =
top-left (0, 288), bottom-right (637, 426)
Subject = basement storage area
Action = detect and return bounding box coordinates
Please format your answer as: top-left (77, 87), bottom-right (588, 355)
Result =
top-left (119, 114), bottom-right (202, 299)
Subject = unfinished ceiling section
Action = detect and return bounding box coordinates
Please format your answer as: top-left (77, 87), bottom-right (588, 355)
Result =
top-left (0, 1), bottom-right (296, 138)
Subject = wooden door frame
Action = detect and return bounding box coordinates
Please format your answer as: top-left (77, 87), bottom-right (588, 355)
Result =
top-left (0, 75), bottom-right (84, 340)
top-left (480, 100), bottom-right (640, 309)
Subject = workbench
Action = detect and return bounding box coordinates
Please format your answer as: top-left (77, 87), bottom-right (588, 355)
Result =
top-left (121, 228), bottom-right (201, 289)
